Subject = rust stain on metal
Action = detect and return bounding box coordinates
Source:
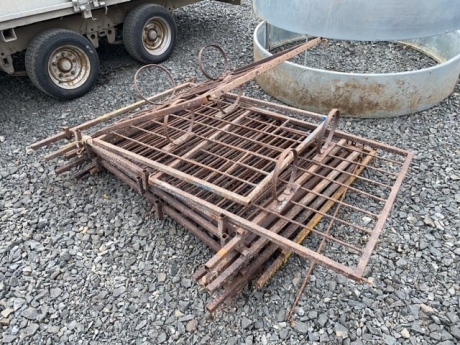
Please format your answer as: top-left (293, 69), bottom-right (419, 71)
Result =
top-left (31, 42), bottom-right (413, 314)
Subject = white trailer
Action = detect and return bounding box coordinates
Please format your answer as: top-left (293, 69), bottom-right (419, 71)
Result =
top-left (0, 0), bottom-right (240, 99)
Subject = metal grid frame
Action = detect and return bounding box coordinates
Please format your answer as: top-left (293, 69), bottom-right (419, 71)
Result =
top-left (32, 63), bottom-right (412, 312)
top-left (86, 94), bottom-right (411, 311)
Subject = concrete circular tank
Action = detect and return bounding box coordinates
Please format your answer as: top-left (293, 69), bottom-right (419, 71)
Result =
top-left (253, 0), bottom-right (460, 41)
top-left (254, 23), bottom-right (460, 118)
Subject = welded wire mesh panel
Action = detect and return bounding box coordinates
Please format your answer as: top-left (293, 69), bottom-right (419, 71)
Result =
top-left (94, 98), bottom-right (322, 205)
top-left (86, 95), bottom-right (411, 307)
top-left (154, 128), bottom-right (412, 311)
top-left (32, 80), bottom-right (412, 313)
top-left (31, 42), bottom-right (413, 313)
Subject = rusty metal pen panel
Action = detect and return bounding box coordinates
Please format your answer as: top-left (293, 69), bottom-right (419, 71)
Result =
top-left (31, 42), bottom-right (412, 312)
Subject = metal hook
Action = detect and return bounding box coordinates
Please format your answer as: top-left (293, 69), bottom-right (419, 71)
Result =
top-left (272, 148), bottom-right (299, 202)
top-left (316, 108), bottom-right (340, 154)
top-left (163, 109), bottom-right (195, 146)
top-left (215, 87), bottom-right (243, 118)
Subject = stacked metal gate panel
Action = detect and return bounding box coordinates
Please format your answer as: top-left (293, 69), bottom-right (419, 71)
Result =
top-left (31, 44), bottom-right (413, 311)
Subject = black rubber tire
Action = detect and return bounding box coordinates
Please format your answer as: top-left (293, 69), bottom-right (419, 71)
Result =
top-left (25, 29), bottom-right (100, 100)
top-left (123, 4), bottom-right (177, 64)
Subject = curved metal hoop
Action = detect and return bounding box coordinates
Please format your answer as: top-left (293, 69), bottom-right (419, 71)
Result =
top-left (198, 44), bottom-right (229, 81)
top-left (163, 109), bottom-right (195, 146)
top-left (134, 64), bottom-right (176, 105)
top-left (272, 148), bottom-right (299, 202)
top-left (316, 108), bottom-right (340, 154)
top-left (216, 86), bottom-right (243, 118)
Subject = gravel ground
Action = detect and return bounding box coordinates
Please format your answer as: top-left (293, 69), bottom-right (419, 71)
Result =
top-left (276, 41), bottom-right (438, 73)
top-left (1, 1), bottom-right (459, 344)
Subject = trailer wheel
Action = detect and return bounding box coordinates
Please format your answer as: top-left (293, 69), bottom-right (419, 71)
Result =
top-left (25, 29), bottom-right (100, 100)
top-left (123, 4), bottom-right (177, 64)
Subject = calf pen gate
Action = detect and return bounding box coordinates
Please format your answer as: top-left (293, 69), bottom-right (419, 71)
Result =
top-left (32, 41), bottom-right (413, 314)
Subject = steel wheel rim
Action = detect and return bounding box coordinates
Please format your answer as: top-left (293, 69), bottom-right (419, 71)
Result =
top-left (48, 45), bottom-right (91, 89)
top-left (142, 17), bottom-right (171, 56)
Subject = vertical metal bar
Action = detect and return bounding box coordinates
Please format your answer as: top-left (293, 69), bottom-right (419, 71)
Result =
top-left (217, 215), bottom-right (228, 247)
top-left (154, 199), bottom-right (164, 220)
